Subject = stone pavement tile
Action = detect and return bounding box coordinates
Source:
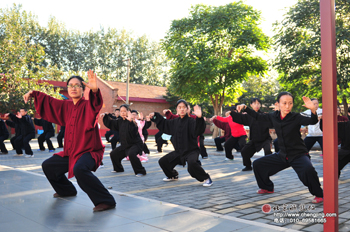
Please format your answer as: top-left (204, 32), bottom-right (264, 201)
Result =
top-left (236, 207), bottom-right (262, 215)
top-left (226, 211), bottom-right (244, 218)
top-left (215, 207), bottom-right (238, 214)
top-left (212, 203), bottom-right (236, 210)
top-left (235, 203), bottom-right (257, 209)
top-left (240, 212), bottom-right (267, 220)
top-left (302, 223), bottom-right (324, 232)
top-left (340, 224), bottom-right (350, 232)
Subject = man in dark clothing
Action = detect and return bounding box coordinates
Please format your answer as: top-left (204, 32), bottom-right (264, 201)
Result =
top-left (0, 118), bottom-right (9, 154)
top-left (230, 98), bottom-right (272, 171)
top-left (5, 109), bottom-right (35, 157)
top-left (57, 126), bottom-right (65, 148)
top-left (320, 118), bottom-right (350, 177)
top-left (151, 100), bottom-right (213, 187)
top-left (5, 119), bottom-right (22, 150)
top-left (34, 118), bottom-right (55, 152)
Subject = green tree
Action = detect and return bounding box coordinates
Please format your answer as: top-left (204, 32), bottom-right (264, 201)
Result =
top-left (238, 75), bottom-right (280, 112)
top-left (162, 2), bottom-right (270, 119)
top-left (273, 0), bottom-right (350, 112)
top-left (0, 4), bottom-right (61, 114)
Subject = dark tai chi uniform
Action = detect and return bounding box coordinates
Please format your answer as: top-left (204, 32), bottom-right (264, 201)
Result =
top-left (34, 118), bottom-right (55, 151)
top-left (103, 114), bottom-right (146, 175)
top-left (9, 113), bottom-right (35, 155)
top-left (142, 120), bottom-right (152, 154)
top-left (152, 112), bottom-right (210, 182)
top-left (57, 126), bottom-right (65, 148)
top-left (0, 119), bottom-right (9, 154)
top-left (230, 110), bottom-right (272, 169)
top-left (243, 107), bottom-right (323, 198)
top-left (5, 120), bottom-right (22, 150)
top-left (31, 89), bottom-right (116, 207)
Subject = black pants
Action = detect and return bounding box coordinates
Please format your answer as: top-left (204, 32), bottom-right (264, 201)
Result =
top-left (214, 137), bottom-right (226, 151)
top-left (38, 131), bottom-right (55, 151)
top-left (155, 131), bottom-right (168, 145)
top-left (42, 153), bottom-right (116, 206)
top-left (157, 136), bottom-right (168, 152)
top-left (253, 153), bottom-right (323, 197)
top-left (11, 135), bottom-right (21, 150)
top-left (224, 135), bottom-right (247, 159)
top-left (158, 151), bottom-right (209, 182)
top-left (110, 144), bottom-right (146, 175)
top-left (338, 149), bottom-right (350, 177)
top-left (143, 134), bottom-right (150, 154)
top-left (57, 129), bottom-right (65, 148)
top-left (273, 138), bottom-right (279, 152)
top-left (304, 136), bottom-right (323, 152)
top-left (0, 134), bottom-right (9, 153)
top-left (110, 132), bottom-right (119, 150)
top-left (105, 130), bottom-right (113, 142)
top-left (198, 135), bottom-right (208, 158)
top-left (241, 140), bottom-right (272, 168)
top-left (15, 133), bottom-right (35, 155)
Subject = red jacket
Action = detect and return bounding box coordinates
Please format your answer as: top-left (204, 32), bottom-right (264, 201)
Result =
top-left (213, 118), bottom-right (231, 141)
top-left (31, 89), bottom-right (105, 179)
top-left (216, 115), bottom-right (246, 137)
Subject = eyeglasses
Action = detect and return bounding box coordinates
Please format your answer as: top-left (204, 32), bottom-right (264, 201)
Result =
top-left (67, 84), bottom-right (82, 89)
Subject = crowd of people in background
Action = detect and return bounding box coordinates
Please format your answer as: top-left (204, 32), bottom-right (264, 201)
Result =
top-left (3, 72), bottom-right (350, 211)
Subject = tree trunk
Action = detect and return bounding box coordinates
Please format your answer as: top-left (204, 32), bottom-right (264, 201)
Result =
top-left (211, 101), bottom-right (222, 138)
top-left (343, 95), bottom-right (348, 117)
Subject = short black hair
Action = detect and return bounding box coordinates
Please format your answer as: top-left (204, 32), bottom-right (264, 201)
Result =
top-left (120, 104), bottom-right (130, 111)
top-left (115, 108), bottom-right (120, 112)
top-left (310, 98), bottom-right (318, 101)
top-left (176, 99), bottom-right (188, 108)
top-left (250, 98), bottom-right (262, 105)
top-left (67, 76), bottom-right (85, 91)
top-left (276, 92), bottom-right (294, 103)
top-left (20, 108), bottom-right (27, 112)
top-left (130, 110), bottom-right (139, 114)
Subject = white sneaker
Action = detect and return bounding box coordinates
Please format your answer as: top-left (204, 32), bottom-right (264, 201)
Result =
top-left (224, 158), bottom-right (233, 161)
top-left (144, 153), bottom-right (149, 156)
top-left (203, 177), bottom-right (213, 187)
top-left (111, 170), bottom-right (117, 173)
top-left (14, 154), bottom-right (23, 156)
top-left (25, 154), bottom-right (34, 158)
top-left (163, 176), bottom-right (178, 181)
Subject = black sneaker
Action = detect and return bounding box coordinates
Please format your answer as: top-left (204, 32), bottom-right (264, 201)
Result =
top-left (242, 166), bottom-right (253, 171)
top-left (163, 176), bottom-right (178, 182)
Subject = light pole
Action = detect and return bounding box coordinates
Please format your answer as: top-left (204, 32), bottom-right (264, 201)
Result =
top-left (122, 58), bottom-right (131, 104)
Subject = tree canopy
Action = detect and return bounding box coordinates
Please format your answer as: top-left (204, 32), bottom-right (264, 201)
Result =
top-left (162, 2), bottom-right (270, 117)
top-left (273, 0), bottom-right (350, 112)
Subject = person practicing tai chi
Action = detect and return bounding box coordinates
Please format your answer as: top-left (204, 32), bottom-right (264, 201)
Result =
top-left (33, 117), bottom-right (56, 152)
top-left (102, 105), bottom-right (147, 177)
top-left (23, 70), bottom-right (116, 212)
top-left (215, 107), bottom-right (247, 161)
top-left (5, 108), bottom-right (35, 157)
top-left (236, 92), bottom-right (324, 204)
top-left (0, 118), bottom-right (9, 155)
top-left (150, 99), bottom-right (213, 187)
top-left (227, 98), bottom-right (272, 171)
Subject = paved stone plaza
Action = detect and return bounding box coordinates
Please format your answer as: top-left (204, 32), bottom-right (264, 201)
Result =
top-left (1, 137), bottom-right (350, 231)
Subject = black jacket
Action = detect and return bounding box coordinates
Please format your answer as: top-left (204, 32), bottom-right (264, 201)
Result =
top-left (0, 119), bottom-right (9, 137)
top-left (5, 120), bottom-right (21, 136)
top-left (151, 112), bottom-right (205, 161)
top-left (320, 119), bottom-right (350, 150)
top-left (230, 110), bottom-right (271, 143)
top-left (244, 107), bottom-right (318, 162)
top-left (34, 118), bottom-right (55, 133)
top-left (103, 114), bottom-right (142, 149)
top-left (142, 121), bottom-right (152, 136)
top-left (9, 113), bottom-right (35, 136)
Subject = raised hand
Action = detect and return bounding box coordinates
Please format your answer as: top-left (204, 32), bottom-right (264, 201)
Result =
top-left (139, 112), bottom-right (144, 120)
top-left (16, 112), bottom-right (22, 119)
top-left (23, 90), bottom-right (33, 103)
top-left (4, 113), bottom-right (9, 118)
top-left (209, 116), bottom-right (216, 122)
top-left (236, 104), bottom-right (246, 113)
top-left (149, 112), bottom-right (155, 119)
top-left (163, 109), bottom-right (170, 115)
top-left (302, 96), bottom-right (316, 113)
top-left (99, 113), bottom-right (107, 118)
top-left (126, 111), bottom-right (133, 121)
top-left (146, 115), bottom-right (150, 121)
top-left (192, 105), bottom-right (202, 118)
top-left (83, 69), bottom-right (98, 93)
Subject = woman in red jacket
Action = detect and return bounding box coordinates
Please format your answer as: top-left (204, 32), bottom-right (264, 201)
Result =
top-left (23, 70), bottom-right (116, 212)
